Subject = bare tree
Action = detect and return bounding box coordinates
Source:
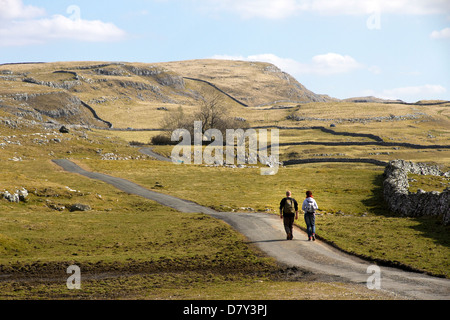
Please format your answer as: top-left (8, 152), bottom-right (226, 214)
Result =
top-left (161, 105), bottom-right (187, 133)
top-left (159, 89), bottom-right (247, 144)
top-left (196, 91), bottom-right (228, 133)
top-left (195, 90), bottom-right (246, 135)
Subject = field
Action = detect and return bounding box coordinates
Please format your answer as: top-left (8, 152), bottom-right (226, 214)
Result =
top-left (0, 122), bottom-right (399, 300)
top-left (0, 60), bottom-right (449, 299)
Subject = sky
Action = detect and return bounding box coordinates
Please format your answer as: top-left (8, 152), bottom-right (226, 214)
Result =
top-left (0, 0), bottom-right (449, 102)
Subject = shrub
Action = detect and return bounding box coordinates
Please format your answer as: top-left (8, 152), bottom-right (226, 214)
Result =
top-left (151, 134), bottom-right (174, 145)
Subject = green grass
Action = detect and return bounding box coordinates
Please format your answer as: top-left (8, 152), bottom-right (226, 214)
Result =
top-left (97, 130), bottom-right (167, 145)
top-left (0, 272), bottom-right (397, 300)
top-left (80, 159), bottom-right (450, 277)
top-left (408, 173), bottom-right (450, 193)
top-left (80, 160), bottom-right (387, 214)
top-left (0, 158), bottom-right (281, 299)
top-left (0, 124), bottom-right (399, 300)
top-left (306, 214), bottom-right (449, 277)
top-left (280, 144), bottom-right (450, 165)
top-left (0, 152), bottom-right (270, 267)
top-left (0, 158), bottom-right (398, 300)
top-left (1, 113), bottom-right (449, 283)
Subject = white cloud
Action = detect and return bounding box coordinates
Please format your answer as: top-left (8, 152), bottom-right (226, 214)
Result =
top-left (309, 53), bottom-right (363, 75)
top-left (430, 27), bottom-right (450, 39)
top-left (0, 0), bottom-right (127, 47)
top-left (382, 84), bottom-right (447, 98)
top-left (0, 0), bottom-right (45, 20)
top-left (211, 53), bottom-right (363, 76)
top-left (195, 0), bottom-right (450, 19)
top-left (311, 0), bottom-right (450, 15)
top-left (197, 0), bottom-right (304, 19)
top-left (363, 84), bottom-right (448, 101)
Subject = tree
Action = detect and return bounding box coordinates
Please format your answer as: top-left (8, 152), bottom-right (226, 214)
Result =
top-left (160, 89), bottom-right (247, 144)
top-left (196, 91), bottom-right (228, 134)
top-left (161, 105), bottom-right (187, 133)
top-left (195, 90), bottom-right (246, 136)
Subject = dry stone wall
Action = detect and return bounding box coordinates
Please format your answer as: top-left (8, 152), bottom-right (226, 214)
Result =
top-left (383, 160), bottom-right (450, 225)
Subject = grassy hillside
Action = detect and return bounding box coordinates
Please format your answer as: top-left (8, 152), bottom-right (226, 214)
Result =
top-left (156, 59), bottom-right (335, 106)
top-left (0, 60), bottom-right (334, 130)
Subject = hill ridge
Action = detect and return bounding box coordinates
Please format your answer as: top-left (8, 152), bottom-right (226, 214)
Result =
top-left (0, 59), bottom-right (335, 127)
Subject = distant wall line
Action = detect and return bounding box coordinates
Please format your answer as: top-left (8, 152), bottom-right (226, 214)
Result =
top-left (253, 125), bottom-right (384, 142)
top-left (95, 126), bottom-right (450, 149)
top-left (183, 77), bottom-right (249, 107)
top-left (80, 101), bottom-right (113, 128)
top-left (277, 141), bottom-right (450, 149)
top-left (283, 158), bottom-right (388, 167)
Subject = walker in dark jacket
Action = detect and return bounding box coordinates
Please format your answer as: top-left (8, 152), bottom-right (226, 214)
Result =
top-left (279, 191), bottom-right (299, 240)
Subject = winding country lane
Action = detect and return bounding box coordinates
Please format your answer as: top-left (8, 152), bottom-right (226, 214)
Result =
top-left (52, 158), bottom-right (450, 300)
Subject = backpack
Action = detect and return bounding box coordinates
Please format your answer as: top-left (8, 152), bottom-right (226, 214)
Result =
top-left (284, 198), bottom-right (296, 215)
top-left (306, 201), bottom-right (316, 214)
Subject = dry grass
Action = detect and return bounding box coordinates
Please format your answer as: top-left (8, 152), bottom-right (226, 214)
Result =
top-left (156, 59), bottom-right (326, 107)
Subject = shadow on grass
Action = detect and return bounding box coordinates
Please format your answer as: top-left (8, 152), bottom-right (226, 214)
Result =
top-left (363, 173), bottom-right (450, 249)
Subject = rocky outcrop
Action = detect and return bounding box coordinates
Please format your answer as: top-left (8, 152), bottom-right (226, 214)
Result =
top-left (59, 125), bottom-right (69, 133)
top-left (70, 203), bottom-right (91, 212)
top-left (116, 80), bottom-right (160, 92)
top-left (23, 77), bottom-right (81, 90)
top-left (2, 188), bottom-right (28, 203)
top-left (126, 66), bottom-right (185, 90)
top-left (1, 90), bottom-right (112, 128)
top-left (383, 160), bottom-right (450, 225)
top-left (155, 73), bottom-right (184, 90)
top-left (0, 104), bottom-right (44, 122)
top-left (262, 65), bottom-right (333, 103)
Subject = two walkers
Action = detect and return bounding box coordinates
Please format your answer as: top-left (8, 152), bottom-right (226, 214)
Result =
top-left (279, 190), bottom-right (319, 241)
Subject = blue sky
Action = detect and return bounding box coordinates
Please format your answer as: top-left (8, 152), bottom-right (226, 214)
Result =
top-left (1, 0), bottom-right (449, 102)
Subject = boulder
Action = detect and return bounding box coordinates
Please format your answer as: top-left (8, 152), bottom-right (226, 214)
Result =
top-left (2, 189), bottom-right (28, 203)
top-left (70, 203), bottom-right (91, 212)
top-left (2, 191), bottom-right (19, 203)
top-left (59, 126), bottom-right (69, 133)
top-left (18, 188), bottom-right (28, 201)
